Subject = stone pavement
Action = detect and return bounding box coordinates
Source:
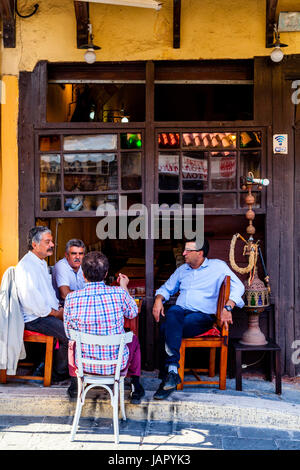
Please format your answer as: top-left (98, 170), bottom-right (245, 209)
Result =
top-left (0, 371), bottom-right (300, 451)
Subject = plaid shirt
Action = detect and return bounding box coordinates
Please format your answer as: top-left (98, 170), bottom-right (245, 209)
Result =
top-left (63, 282), bottom-right (138, 375)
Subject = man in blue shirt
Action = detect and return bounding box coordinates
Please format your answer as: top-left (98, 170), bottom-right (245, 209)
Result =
top-left (52, 239), bottom-right (86, 305)
top-left (152, 239), bottom-right (245, 400)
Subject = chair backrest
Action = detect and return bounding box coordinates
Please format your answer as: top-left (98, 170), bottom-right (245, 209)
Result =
top-left (68, 329), bottom-right (133, 379)
top-left (216, 275), bottom-right (231, 328)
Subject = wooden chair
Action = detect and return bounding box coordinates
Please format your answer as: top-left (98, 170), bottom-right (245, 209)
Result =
top-left (0, 330), bottom-right (54, 387)
top-left (177, 275), bottom-right (231, 391)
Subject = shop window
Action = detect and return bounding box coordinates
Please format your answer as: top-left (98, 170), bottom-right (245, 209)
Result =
top-left (47, 83), bottom-right (145, 123)
top-left (155, 84), bottom-right (253, 121)
top-left (157, 130), bottom-right (263, 211)
top-left (37, 132), bottom-right (143, 215)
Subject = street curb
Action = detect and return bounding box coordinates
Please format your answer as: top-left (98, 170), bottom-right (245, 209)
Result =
top-left (1, 386), bottom-right (300, 430)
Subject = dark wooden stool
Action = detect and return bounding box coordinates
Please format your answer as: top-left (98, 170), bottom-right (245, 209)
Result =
top-left (231, 339), bottom-right (282, 395)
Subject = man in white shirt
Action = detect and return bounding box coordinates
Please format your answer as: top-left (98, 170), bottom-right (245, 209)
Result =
top-left (52, 239), bottom-right (86, 305)
top-left (15, 227), bottom-right (69, 382)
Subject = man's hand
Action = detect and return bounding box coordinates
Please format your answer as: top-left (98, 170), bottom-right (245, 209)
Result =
top-left (49, 307), bottom-right (64, 320)
top-left (220, 308), bottom-right (233, 330)
top-left (117, 273), bottom-right (130, 292)
top-left (152, 295), bottom-right (165, 323)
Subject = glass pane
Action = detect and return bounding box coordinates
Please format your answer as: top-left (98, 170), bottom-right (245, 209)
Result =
top-left (182, 151), bottom-right (208, 190)
top-left (158, 193), bottom-right (180, 206)
top-left (124, 193), bottom-right (142, 209)
top-left (121, 152), bottom-right (142, 190)
top-left (203, 193), bottom-right (236, 209)
top-left (158, 153), bottom-right (179, 190)
top-left (40, 196), bottom-right (61, 211)
top-left (63, 153), bottom-right (118, 191)
top-left (64, 194), bottom-right (118, 212)
top-left (182, 133), bottom-right (236, 149)
top-left (158, 133), bottom-right (180, 149)
top-left (39, 135), bottom-right (60, 151)
top-left (63, 134), bottom-right (117, 151)
top-left (239, 131), bottom-right (261, 148)
top-left (182, 193), bottom-right (204, 205)
top-left (211, 151), bottom-right (236, 190)
top-left (240, 192), bottom-right (261, 209)
top-left (240, 151), bottom-right (261, 179)
top-left (47, 83), bottom-right (145, 123)
top-left (40, 155), bottom-right (61, 192)
top-left (155, 84), bottom-right (253, 121)
top-left (121, 133), bottom-right (142, 150)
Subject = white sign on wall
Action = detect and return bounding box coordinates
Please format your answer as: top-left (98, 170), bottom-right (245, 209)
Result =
top-left (273, 134), bottom-right (288, 154)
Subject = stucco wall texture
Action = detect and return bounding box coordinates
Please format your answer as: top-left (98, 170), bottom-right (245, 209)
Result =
top-left (1, 0), bottom-right (300, 76)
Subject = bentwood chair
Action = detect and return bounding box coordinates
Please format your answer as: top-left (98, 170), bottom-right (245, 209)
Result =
top-left (177, 275), bottom-right (231, 391)
top-left (68, 329), bottom-right (133, 445)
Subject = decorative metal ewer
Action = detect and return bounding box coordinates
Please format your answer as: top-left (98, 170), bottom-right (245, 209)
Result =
top-left (240, 268), bottom-right (269, 345)
top-left (229, 172), bottom-right (271, 346)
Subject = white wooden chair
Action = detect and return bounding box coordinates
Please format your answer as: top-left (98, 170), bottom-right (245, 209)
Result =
top-left (68, 329), bottom-right (133, 444)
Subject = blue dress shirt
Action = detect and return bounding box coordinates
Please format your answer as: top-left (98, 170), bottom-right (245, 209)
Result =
top-left (155, 258), bottom-right (245, 315)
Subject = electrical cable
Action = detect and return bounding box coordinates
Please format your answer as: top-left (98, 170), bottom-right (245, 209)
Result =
top-left (242, 352), bottom-right (266, 369)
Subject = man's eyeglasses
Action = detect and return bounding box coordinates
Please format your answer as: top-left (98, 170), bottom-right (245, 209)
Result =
top-left (183, 249), bottom-right (201, 253)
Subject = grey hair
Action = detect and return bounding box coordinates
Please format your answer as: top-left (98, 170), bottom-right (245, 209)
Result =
top-left (65, 239), bottom-right (86, 253)
top-left (28, 226), bottom-right (52, 251)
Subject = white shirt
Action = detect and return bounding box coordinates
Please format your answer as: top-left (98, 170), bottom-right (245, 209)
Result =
top-left (15, 251), bottom-right (59, 323)
top-left (52, 257), bottom-right (86, 301)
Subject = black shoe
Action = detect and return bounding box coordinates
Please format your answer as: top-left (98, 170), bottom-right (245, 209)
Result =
top-left (130, 382), bottom-right (145, 404)
top-left (32, 362), bottom-right (45, 377)
top-left (153, 381), bottom-right (176, 400)
top-left (52, 371), bottom-right (70, 383)
top-left (163, 371), bottom-right (181, 390)
top-left (67, 377), bottom-right (78, 399)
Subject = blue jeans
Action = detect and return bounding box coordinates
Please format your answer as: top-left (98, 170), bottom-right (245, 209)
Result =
top-left (25, 316), bottom-right (69, 378)
top-left (159, 305), bottom-right (215, 373)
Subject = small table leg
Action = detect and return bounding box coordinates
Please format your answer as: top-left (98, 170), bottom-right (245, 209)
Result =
top-left (275, 350), bottom-right (282, 395)
top-left (235, 349), bottom-right (242, 391)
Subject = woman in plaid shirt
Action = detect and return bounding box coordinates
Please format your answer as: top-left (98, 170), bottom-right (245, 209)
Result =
top-left (64, 251), bottom-right (145, 404)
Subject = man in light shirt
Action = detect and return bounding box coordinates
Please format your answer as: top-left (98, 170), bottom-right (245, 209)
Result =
top-left (15, 226), bottom-right (69, 382)
top-left (152, 239), bottom-right (245, 400)
top-left (52, 239), bottom-right (86, 305)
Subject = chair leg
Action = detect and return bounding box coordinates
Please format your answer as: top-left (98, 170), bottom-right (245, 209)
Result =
top-left (44, 336), bottom-right (54, 387)
top-left (219, 344), bottom-right (228, 390)
top-left (0, 370), bottom-right (7, 384)
top-left (119, 378), bottom-right (126, 421)
top-left (113, 382), bottom-right (120, 445)
top-left (177, 343), bottom-right (185, 390)
top-left (209, 348), bottom-right (216, 377)
top-left (70, 378), bottom-right (84, 441)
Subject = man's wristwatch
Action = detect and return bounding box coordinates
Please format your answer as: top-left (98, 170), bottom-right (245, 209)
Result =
top-left (224, 305), bottom-right (233, 312)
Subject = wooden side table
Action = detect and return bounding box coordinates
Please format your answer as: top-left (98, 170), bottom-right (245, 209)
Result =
top-left (231, 339), bottom-right (282, 395)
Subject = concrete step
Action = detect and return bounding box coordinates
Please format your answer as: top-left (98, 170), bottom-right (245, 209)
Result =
top-left (1, 381), bottom-right (300, 431)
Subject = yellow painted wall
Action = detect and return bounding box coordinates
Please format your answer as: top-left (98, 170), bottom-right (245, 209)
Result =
top-left (0, 76), bottom-right (19, 278)
top-left (1, 0), bottom-right (300, 76)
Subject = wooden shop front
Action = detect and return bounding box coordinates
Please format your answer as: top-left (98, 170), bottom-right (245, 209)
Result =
top-left (18, 58), bottom-right (299, 374)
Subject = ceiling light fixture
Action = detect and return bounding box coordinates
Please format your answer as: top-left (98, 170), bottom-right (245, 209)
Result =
top-left (79, 23), bottom-right (101, 64)
top-left (270, 24), bottom-right (288, 63)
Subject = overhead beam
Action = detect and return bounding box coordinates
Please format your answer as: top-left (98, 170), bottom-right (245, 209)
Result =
top-left (266, 0), bottom-right (278, 48)
top-left (74, 1), bottom-right (90, 48)
top-left (0, 0), bottom-right (16, 48)
top-left (173, 0), bottom-right (181, 48)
